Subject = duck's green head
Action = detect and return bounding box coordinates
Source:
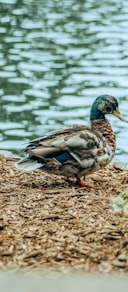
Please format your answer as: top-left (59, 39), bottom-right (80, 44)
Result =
top-left (90, 94), bottom-right (128, 122)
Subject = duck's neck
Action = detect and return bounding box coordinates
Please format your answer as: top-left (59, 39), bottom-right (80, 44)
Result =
top-left (91, 118), bottom-right (116, 152)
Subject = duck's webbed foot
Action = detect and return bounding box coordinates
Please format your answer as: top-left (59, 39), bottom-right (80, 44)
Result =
top-left (66, 177), bottom-right (94, 187)
top-left (76, 178), bottom-right (94, 187)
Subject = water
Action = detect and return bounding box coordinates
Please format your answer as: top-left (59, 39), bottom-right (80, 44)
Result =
top-left (0, 0), bottom-right (128, 163)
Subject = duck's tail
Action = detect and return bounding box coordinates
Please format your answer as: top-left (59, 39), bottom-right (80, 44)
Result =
top-left (15, 158), bottom-right (43, 172)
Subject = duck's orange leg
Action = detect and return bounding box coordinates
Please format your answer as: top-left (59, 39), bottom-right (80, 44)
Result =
top-left (66, 177), bottom-right (94, 187)
top-left (76, 178), bottom-right (94, 187)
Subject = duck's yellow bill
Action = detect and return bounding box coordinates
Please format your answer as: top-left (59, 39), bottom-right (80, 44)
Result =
top-left (113, 108), bottom-right (128, 123)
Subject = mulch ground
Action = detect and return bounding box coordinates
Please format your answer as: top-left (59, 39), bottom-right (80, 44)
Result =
top-left (0, 154), bottom-right (128, 274)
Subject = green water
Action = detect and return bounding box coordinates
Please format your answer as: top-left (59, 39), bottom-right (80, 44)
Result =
top-left (0, 0), bottom-right (128, 163)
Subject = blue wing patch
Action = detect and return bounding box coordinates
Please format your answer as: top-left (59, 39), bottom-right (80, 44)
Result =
top-left (55, 152), bottom-right (75, 163)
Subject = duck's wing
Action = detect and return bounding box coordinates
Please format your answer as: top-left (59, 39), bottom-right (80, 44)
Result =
top-left (19, 124), bottom-right (99, 157)
top-left (19, 125), bottom-right (88, 151)
top-left (16, 124), bottom-right (108, 172)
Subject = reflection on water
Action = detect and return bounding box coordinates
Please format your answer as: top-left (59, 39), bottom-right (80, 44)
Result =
top-left (0, 0), bottom-right (128, 162)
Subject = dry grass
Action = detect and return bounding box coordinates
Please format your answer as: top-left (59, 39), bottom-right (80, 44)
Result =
top-left (0, 154), bottom-right (128, 274)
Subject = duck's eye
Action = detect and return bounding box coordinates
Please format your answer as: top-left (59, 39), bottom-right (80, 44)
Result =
top-left (106, 105), bottom-right (112, 112)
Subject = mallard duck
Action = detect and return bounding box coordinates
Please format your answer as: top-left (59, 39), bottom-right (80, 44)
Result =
top-left (15, 95), bottom-right (128, 187)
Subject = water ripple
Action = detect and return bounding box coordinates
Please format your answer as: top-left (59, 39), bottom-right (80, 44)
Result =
top-left (0, 0), bottom-right (128, 164)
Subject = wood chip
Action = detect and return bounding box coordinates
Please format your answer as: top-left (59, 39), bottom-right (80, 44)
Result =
top-left (0, 154), bottom-right (128, 274)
